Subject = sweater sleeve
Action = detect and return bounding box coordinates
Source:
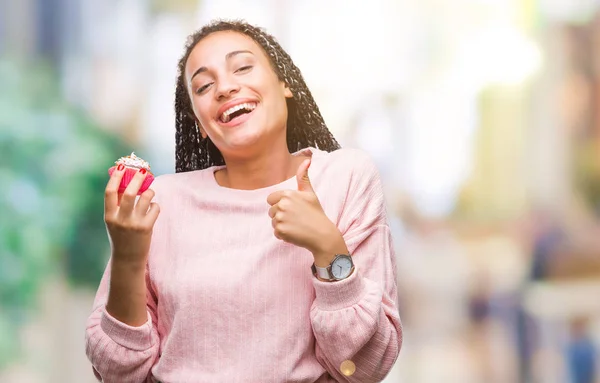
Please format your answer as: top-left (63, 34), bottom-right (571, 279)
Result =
top-left (310, 152), bottom-right (403, 382)
top-left (85, 258), bottom-right (160, 383)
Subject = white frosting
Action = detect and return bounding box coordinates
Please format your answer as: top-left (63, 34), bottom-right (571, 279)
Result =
top-left (115, 152), bottom-right (151, 171)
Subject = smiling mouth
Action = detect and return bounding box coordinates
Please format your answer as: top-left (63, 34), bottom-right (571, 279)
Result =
top-left (219, 102), bottom-right (257, 123)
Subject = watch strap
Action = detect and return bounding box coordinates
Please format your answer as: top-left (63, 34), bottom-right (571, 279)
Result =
top-left (311, 263), bottom-right (332, 280)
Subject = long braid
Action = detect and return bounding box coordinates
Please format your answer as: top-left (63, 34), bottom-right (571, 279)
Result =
top-left (175, 20), bottom-right (340, 173)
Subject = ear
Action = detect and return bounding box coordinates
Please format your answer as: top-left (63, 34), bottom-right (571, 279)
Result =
top-left (192, 115), bottom-right (207, 139)
top-left (282, 82), bottom-right (293, 99)
top-left (187, 108), bottom-right (207, 139)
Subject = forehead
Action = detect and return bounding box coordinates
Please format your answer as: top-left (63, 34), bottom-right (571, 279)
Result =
top-left (185, 31), bottom-right (267, 77)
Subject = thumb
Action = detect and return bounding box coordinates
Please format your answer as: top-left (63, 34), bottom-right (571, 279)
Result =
top-left (296, 158), bottom-right (314, 192)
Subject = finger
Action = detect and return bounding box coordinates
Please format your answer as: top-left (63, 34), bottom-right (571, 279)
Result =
top-left (272, 224), bottom-right (286, 240)
top-left (105, 165), bottom-right (126, 214)
top-left (266, 190), bottom-right (285, 206)
top-left (143, 202), bottom-right (161, 225)
top-left (296, 158), bottom-right (313, 193)
top-left (135, 189), bottom-right (155, 216)
top-left (268, 204), bottom-right (278, 219)
top-left (120, 168), bottom-right (149, 213)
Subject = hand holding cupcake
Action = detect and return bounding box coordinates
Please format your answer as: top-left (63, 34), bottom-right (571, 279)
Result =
top-left (104, 152), bottom-right (160, 266)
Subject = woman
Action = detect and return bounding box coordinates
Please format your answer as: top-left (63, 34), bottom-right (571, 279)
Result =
top-left (85, 20), bottom-right (402, 383)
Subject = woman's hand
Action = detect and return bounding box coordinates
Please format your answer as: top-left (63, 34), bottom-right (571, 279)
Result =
top-left (104, 165), bottom-right (160, 267)
top-left (266, 159), bottom-right (348, 267)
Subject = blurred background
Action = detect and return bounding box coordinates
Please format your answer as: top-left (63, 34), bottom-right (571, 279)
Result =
top-left (1, 0), bottom-right (600, 382)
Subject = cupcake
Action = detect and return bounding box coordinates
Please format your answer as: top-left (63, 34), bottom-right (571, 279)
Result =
top-left (108, 152), bottom-right (154, 195)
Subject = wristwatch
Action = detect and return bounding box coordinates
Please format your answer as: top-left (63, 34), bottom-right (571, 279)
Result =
top-left (311, 254), bottom-right (355, 282)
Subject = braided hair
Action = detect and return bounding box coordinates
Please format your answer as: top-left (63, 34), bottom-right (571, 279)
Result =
top-left (174, 20), bottom-right (341, 173)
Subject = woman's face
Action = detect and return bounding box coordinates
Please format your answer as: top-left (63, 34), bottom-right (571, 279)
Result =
top-left (185, 31), bottom-right (293, 158)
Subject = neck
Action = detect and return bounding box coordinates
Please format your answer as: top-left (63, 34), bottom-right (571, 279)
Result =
top-left (216, 142), bottom-right (305, 190)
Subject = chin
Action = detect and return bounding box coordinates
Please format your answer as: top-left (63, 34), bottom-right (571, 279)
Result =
top-left (220, 134), bottom-right (264, 156)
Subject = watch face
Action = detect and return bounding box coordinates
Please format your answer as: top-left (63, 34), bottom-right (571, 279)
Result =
top-left (331, 255), bottom-right (353, 279)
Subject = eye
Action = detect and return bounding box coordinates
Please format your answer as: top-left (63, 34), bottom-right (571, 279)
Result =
top-left (235, 65), bottom-right (253, 73)
top-left (195, 83), bottom-right (213, 95)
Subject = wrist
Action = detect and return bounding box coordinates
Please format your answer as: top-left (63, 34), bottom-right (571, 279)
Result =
top-left (109, 259), bottom-right (147, 287)
top-left (311, 225), bottom-right (348, 267)
top-left (111, 253), bottom-right (147, 272)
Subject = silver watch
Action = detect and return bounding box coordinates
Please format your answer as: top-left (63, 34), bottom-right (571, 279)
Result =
top-left (311, 254), bottom-right (354, 281)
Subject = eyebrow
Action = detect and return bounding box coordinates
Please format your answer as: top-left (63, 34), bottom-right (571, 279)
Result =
top-left (189, 50), bottom-right (254, 82)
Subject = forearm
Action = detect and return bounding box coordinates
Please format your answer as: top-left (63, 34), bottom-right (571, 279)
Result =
top-left (106, 257), bottom-right (148, 327)
top-left (310, 223), bottom-right (402, 381)
top-left (86, 257), bottom-right (160, 383)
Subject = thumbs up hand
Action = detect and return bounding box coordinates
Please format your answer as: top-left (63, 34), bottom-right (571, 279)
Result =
top-left (295, 158), bottom-right (314, 193)
top-left (266, 158), bottom-right (348, 267)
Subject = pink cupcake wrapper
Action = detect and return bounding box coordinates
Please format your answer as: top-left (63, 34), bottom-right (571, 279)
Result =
top-left (108, 166), bottom-right (155, 195)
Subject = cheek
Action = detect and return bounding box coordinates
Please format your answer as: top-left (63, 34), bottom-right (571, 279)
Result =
top-left (191, 99), bottom-right (214, 125)
top-left (261, 81), bottom-right (289, 113)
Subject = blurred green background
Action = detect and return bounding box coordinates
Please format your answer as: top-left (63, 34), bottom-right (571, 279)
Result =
top-left (0, 58), bottom-right (129, 367)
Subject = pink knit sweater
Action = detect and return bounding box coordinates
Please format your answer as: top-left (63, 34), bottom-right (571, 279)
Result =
top-left (85, 147), bottom-right (402, 383)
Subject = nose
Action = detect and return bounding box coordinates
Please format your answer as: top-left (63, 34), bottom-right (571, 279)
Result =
top-left (215, 74), bottom-right (240, 100)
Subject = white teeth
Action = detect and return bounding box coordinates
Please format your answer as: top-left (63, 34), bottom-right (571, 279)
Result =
top-left (220, 102), bottom-right (256, 123)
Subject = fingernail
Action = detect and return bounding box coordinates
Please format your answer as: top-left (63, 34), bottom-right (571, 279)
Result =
top-left (139, 168), bottom-right (147, 174)
top-left (117, 164), bottom-right (124, 171)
